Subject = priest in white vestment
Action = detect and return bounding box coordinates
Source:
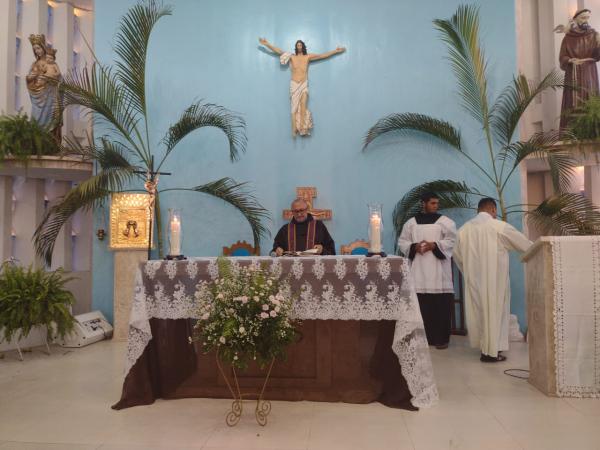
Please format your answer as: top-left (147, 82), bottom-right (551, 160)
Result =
top-left (398, 192), bottom-right (456, 349)
top-left (453, 198), bottom-right (532, 362)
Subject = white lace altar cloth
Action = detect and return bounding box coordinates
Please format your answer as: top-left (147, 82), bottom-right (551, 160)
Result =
top-left (125, 255), bottom-right (439, 408)
top-left (550, 237), bottom-right (600, 397)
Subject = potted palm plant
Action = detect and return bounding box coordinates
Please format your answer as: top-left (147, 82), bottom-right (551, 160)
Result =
top-left (34, 0), bottom-right (269, 264)
top-left (363, 4), bottom-right (600, 240)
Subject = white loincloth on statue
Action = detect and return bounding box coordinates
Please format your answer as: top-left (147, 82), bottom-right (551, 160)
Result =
top-left (280, 52), bottom-right (313, 136)
top-left (289, 80), bottom-right (313, 136)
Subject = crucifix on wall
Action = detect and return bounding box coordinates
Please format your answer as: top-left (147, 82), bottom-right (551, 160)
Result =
top-left (283, 187), bottom-right (332, 221)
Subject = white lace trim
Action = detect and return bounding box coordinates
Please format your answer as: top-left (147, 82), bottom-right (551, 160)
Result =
top-left (123, 256), bottom-right (439, 407)
top-left (550, 237), bottom-right (600, 398)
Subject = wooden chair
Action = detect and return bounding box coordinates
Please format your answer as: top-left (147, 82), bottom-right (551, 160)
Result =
top-left (451, 258), bottom-right (467, 335)
top-left (340, 239), bottom-right (369, 255)
top-left (222, 240), bottom-right (259, 256)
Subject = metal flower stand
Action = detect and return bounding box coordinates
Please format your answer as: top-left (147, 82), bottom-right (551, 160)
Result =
top-left (13, 330), bottom-right (52, 361)
top-left (215, 352), bottom-right (276, 427)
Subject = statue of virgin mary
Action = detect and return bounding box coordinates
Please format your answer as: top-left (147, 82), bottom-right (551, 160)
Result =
top-left (26, 34), bottom-right (63, 141)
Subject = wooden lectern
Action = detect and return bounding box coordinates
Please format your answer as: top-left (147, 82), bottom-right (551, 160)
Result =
top-left (522, 238), bottom-right (557, 396)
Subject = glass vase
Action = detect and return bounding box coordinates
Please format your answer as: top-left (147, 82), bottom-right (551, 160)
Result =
top-left (168, 208), bottom-right (182, 256)
top-left (368, 204), bottom-right (383, 253)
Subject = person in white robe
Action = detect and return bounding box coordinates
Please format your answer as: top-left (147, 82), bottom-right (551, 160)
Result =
top-left (453, 198), bottom-right (532, 362)
top-left (398, 192), bottom-right (456, 349)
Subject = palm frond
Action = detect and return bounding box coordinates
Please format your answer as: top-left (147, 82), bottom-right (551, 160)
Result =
top-left (527, 193), bottom-right (600, 236)
top-left (166, 178), bottom-right (270, 250)
top-left (498, 131), bottom-right (577, 193)
top-left (434, 4), bottom-right (490, 125)
top-left (60, 64), bottom-right (145, 161)
top-left (491, 71), bottom-right (563, 145)
top-left (392, 179), bottom-right (480, 249)
top-left (60, 134), bottom-right (141, 172)
top-left (161, 101), bottom-right (247, 162)
top-left (34, 165), bottom-right (137, 265)
top-left (363, 113), bottom-right (462, 151)
top-left (114, 0), bottom-right (172, 118)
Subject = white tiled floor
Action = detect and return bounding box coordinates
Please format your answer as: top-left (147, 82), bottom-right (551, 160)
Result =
top-left (1, 337), bottom-right (599, 450)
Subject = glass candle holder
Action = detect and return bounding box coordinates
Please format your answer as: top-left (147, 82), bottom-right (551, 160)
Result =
top-left (168, 208), bottom-right (182, 256)
top-left (368, 204), bottom-right (383, 253)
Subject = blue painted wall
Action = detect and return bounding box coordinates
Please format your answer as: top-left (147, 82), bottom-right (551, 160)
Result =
top-left (93, 0), bottom-right (526, 329)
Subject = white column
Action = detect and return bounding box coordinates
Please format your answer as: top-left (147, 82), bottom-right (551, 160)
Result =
top-left (72, 7), bottom-right (94, 139)
top-left (52, 2), bottom-right (73, 138)
top-left (45, 179), bottom-right (72, 271)
top-left (22, 0), bottom-right (48, 34)
top-left (584, 164), bottom-right (600, 208)
top-left (12, 176), bottom-right (45, 267)
top-left (0, 176), bottom-right (13, 261)
top-left (0, 0), bottom-right (17, 115)
top-left (543, 171), bottom-right (555, 197)
top-left (19, 0), bottom-right (48, 117)
top-left (71, 207), bottom-right (92, 271)
top-left (540, 0), bottom-right (570, 131)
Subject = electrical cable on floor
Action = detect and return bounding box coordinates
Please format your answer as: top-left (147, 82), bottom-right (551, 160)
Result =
top-left (503, 368), bottom-right (529, 380)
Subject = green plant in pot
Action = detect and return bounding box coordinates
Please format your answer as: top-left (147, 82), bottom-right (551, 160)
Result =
top-left (568, 96), bottom-right (600, 140)
top-left (0, 263), bottom-right (75, 351)
top-left (0, 114), bottom-right (60, 163)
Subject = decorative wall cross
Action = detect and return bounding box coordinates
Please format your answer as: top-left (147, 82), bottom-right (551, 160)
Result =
top-left (283, 187), bottom-right (332, 221)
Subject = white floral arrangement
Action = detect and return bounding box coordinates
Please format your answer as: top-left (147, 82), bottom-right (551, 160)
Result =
top-left (191, 258), bottom-right (297, 369)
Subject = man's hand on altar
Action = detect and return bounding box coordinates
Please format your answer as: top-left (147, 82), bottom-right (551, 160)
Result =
top-left (314, 244), bottom-right (323, 255)
top-left (275, 247), bottom-right (284, 257)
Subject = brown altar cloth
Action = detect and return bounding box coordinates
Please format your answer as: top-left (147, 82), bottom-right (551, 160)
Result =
top-left (112, 318), bottom-right (416, 411)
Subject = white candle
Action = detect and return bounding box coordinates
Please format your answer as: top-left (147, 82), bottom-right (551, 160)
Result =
top-left (170, 216), bottom-right (181, 256)
top-left (369, 214), bottom-right (382, 253)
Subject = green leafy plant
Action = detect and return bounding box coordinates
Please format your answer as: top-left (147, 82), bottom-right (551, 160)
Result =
top-left (363, 4), bottom-right (600, 241)
top-left (34, 0), bottom-right (269, 265)
top-left (0, 114), bottom-right (60, 162)
top-left (569, 96), bottom-right (600, 140)
top-left (0, 263), bottom-right (75, 344)
top-left (192, 258), bottom-right (297, 369)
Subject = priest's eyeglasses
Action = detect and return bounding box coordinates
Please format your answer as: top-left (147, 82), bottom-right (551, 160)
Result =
top-left (292, 207), bottom-right (308, 214)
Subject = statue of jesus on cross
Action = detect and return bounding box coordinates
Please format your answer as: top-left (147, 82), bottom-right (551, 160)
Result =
top-left (259, 38), bottom-right (346, 137)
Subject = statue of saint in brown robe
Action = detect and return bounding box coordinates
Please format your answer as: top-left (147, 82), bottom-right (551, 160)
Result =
top-left (558, 10), bottom-right (600, 130)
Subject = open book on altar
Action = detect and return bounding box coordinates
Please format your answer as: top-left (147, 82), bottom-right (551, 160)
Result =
top-left (282, 248), bottom-right (320, 256)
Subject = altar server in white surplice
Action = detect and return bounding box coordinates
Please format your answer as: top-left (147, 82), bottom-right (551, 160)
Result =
top-left (398, 192), bottom-right (456, 349)
top-left (453, 198), bottom-right (532, 363)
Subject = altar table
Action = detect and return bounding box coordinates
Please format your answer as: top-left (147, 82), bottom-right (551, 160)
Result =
top-left (113, 256), bottom-right (439, 410)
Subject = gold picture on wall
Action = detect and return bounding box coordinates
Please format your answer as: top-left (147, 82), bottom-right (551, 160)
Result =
top-left (109, 193), bottom-right (153, 249)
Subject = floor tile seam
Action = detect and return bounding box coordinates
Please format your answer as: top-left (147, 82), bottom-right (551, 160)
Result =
top-left (0, 440), bottom-right (101, 448)
top-left (465, 381), bottom-right (526, 450)
top-left (398, 410), bottom-right (416, 450)
top-left (196, 425), bottom-right (220, 449)
top-left (560, 397), bottom-right (594, 417)
top-left (302, 401), bottom-right (316, 450)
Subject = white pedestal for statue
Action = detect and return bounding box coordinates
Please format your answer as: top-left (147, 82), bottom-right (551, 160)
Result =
top-left (522, 236), bottom-right (600, 398)
top-left (113, 250), bottom-right (148, 341)
top-left (0, 157), bottom-right (93, 354)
